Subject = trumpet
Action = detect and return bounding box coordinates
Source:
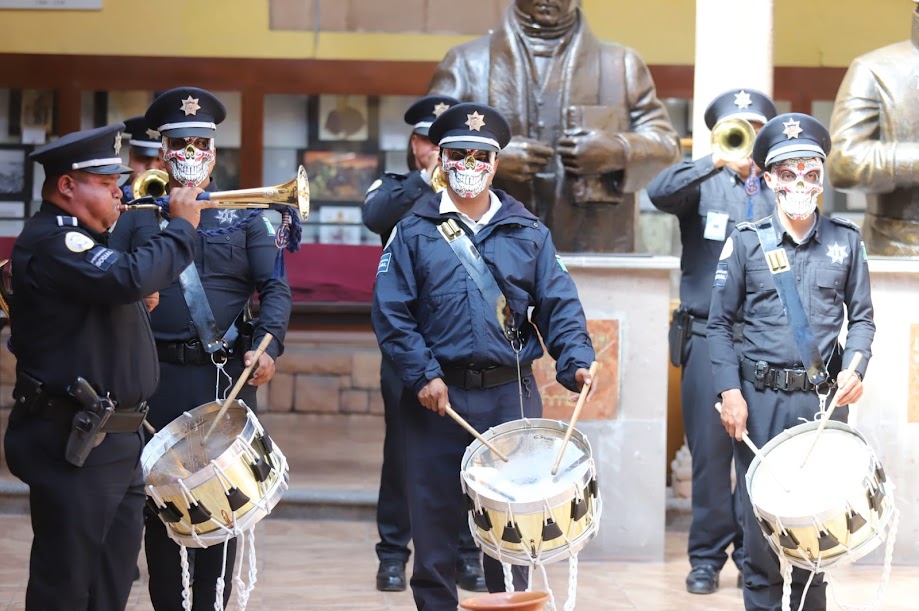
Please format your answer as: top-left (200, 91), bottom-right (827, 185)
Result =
top-left (121, 166), bottom-right (311, 222)
top-left (711, 118), bottom-right (755, 163)
top-left (430, 165), bottom-right (448, 193)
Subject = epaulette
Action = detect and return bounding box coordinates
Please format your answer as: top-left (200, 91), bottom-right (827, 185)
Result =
top-left (829, 216), bottom-right (862, 232)
top-left (56, 215), bottom-right (78, 227)
top-left (736, 221), bottom-right (757, 232)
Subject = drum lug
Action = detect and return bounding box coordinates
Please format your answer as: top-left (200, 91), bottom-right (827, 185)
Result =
top-left (226, 487), bottom-right (250, 512)
top-left (187, 501), bottom-right (212, 525)
top-left (542, 518), bottom-right (563, 541)
top-left (875, 464), bottom-right (887, 484)
top-left (818, 529), bottom-right (840, 552)
top-left (502, 521), bottom-right (522, 544)
top-left (250, 457), bottom-right (272, 482)
top-left (588, 478), bottom-right (598, 498)
top-left (847, 510), bottom-right (867, 534)
top-left (757, 517), bottom-right (774, 537)
top-left (473, 509), bottom-right (493, 532)
top-left (570, 497), bottom-right (588, 522)
top-left (146, 497), bottom-right (183, 523)
top-left (868, 488), bottom-right (884, 516)
top-left (778, 529), bottom-right (799, 550)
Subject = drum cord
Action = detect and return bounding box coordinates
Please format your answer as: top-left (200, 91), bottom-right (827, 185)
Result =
top-left (233, 528), bottom-right (259, 611)
top-left (179, 545), bottom-right (193, 611)
top-left (214, 540), bottom-right (229, 611)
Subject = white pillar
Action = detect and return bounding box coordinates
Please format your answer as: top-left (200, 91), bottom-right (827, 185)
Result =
top-left (692, 0), bottom-right (774, 159)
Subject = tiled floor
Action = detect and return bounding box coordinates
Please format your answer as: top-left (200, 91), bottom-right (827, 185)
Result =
top-left (1, 413), bottom-right (918, 610)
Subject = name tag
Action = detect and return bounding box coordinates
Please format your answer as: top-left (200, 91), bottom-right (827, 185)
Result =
top-left (704, 211), bottom-right (730, 242)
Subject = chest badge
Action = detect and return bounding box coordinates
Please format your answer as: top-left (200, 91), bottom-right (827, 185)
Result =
top-left (216, 209), bottom-right (238, 225)
top-left (827, 242), bottom-right (849, 265)
top-left (765, 248), bottom-right (790, 274)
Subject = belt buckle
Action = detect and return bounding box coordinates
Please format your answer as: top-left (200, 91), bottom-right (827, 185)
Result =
top-left (466, 369), bottom-right (484, 389)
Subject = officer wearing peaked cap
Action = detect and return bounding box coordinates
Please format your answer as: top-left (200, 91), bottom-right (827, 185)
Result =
top-left (121, 115), bottom-right (167, 202)
top-left (648, 88), bottom-right (777, 595)
top-left (372, 101), bottom-right (596, 610)
top-left (110, 87), bottom-right (292, 611)
top-left (4, 123), bottom-right (200, 611)
top-left (708, 113), bottom-right (875, 610)
top-left (363, 95), bottom-right (490, 594)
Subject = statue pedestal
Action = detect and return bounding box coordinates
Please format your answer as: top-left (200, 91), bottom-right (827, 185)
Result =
top-left (562, 254), bottom-right (679, 562)
top-left (854, 258), bottom-right (919, 563)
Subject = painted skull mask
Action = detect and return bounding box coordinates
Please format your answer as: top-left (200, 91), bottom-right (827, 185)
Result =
top-left (767, 157), bottom-right (824, 220)
top-left (441, 148), bottom-right (496, 198)
top-left (162, 136), bottom-right (215, 187)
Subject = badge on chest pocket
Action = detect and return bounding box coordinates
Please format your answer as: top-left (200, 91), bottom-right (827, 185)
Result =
top-left (704, 211), bottom-right (730, 242)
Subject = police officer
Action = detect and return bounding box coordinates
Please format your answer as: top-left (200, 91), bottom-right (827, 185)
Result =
top-left (707, 113), bottom-right (875, 611)
top-left (109, 87), bottom-right (292, 611)
top-left (372, 102), bottom-right (596, 611)
top-left (121, 115), bottom-right (167, 201)
top-left (647, 88), bottom-right (777, 594)
top-left (3, 123), bottom-right (200, 611)
top-left (363, 95), bottom-right (487, 594)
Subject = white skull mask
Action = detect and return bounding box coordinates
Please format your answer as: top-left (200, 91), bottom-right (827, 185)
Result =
top-left (767, 157), bottom-right (824, 220)
top-left (441, 149), bottom-right (495, 198)
top-left (162, 137), bottom-right (215, 187)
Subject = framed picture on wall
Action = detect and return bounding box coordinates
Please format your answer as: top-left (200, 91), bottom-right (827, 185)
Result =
top-left (0, 145), bottom-right (32, 204)
top-left (318, 205), bottom-right (363, 245)
top-left (308, 95), bottom-right (379, 151)
top-left (300, 150), bottom-right (380, 202)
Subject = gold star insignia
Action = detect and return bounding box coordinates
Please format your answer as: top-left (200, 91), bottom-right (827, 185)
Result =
top-left (180, 96), bottom-right (201, 116)
top-left (465, 111), bottom-right (486, 132)
top-left (432, 102), bottom-right (450, 117)
top-left (113, 132), bottom-right (122, 155)
top-left (783, 118), bottom-right (803, 139)
top-left (145, 128), bottom-right (161, 140)
top-left (734, 90), bottom-right (752, 109)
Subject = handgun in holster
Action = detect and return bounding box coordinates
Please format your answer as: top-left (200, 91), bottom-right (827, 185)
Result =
top-left (64, 377), bottom-right (114, 467)
top-left (668, 307), bottom-right (692, 368)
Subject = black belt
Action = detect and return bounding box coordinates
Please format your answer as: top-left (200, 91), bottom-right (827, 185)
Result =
top-left (157, 339), bottom-right (228, 366)
top-left (12, 380), bottom-right (148, 433)
top-left (442, 364), bottom-right (532, 390)
top-left (690, 317), bottom-right (708, 337)
top-left (740, 357), bottom-right (818, 393)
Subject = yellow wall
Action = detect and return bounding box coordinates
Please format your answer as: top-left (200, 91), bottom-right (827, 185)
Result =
top-left (0, 0), bottom-right (912, 66)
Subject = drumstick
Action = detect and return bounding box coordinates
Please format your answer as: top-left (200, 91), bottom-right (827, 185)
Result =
top-left (143, 419), bottom-right (156, 435)
top-left (444, 405), bottom-right (509, 463)
top-left (800, 352), bottom-right (864, 468)
top-left (201, 333), bottom-right (274, 444)
top-left (551, 361), bottom-right (599, 476)
top-left (715, 402), bottom-right (789, 493)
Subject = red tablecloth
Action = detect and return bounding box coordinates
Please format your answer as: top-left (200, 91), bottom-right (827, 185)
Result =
top-left (0, 237), bottom-right (380, 303)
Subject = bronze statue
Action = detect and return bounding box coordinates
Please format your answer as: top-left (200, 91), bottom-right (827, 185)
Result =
top-left (827, 3), bottom-right (919, 256)
top-left (427, 0), bottom-right (681, 252)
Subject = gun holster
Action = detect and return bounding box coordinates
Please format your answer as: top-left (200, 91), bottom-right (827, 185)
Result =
top-left (64, 377), bottom-right (114, 468)
top-left (668, 308), bottom-right (692, 367)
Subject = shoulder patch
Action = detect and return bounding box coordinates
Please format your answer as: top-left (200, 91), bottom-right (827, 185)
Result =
top-left (713, 262), bottom-right (728, 287)
top-left (718, 237), bottom-right (734, 260)
top-left (555, 254), bottom-right (568, 273)
top-left (366, 178), bottom-right (382, 194)
top-left (262, 215), bottom-right (276, 237)
top-left (64, 231), bottom-right (95, 253)
top-left (829, 216), bottom-right (862, 232)
top-left (377, 252), bottom-right (391, 275)
top-left (86, 246), bottom-right (119, 271)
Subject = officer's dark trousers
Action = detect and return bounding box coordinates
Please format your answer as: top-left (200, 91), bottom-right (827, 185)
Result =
top-left (376, 357), bottom-right (481, 566)
top-left (144, 360), bottom-right (254, 611)
top-left (734, 380), bottom-right (843, 611)
top-left (4, 414), bottom-right (145, 611)
top-left (682, 333), bottom-right (743, 571)
top-left (404, 379), bottom-right (539, 611)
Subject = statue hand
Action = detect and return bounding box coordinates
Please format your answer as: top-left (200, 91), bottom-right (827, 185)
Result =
top-left (558, 131), bottom-right (626, 175)
top-left (498, 137), bottom-right (554, 182)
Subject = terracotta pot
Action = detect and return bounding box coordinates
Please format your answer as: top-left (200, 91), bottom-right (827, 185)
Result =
top-left (459, 591), bottom-right (550, 611)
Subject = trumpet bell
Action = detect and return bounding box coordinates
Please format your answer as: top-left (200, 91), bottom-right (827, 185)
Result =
top-left (199, 165), bottom-right (310, 222)
top-left (711, 118), bottom-right (755, 163)
top-left (132, 169), bottom-right (169, 199)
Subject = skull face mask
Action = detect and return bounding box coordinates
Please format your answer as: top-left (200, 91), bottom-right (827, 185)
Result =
top-left (441, 148), bottom-right (495, 198)
top-left (162, 136), bottom-right (215, 187)
top-left (767, 157), bottom-right (824, 220)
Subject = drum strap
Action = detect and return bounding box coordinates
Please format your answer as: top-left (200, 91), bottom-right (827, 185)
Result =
top-left (437, 219), bottom-right (518, 342)
top-left (754, 219), bottom-right (829, 386)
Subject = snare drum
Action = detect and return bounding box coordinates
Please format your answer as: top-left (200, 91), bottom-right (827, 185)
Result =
top-left (142, 400), bottom-right (289, 548)
top-left (460, 418), bottom-right (601, 566)
top-left (747, 420), bottom-right (894, 571)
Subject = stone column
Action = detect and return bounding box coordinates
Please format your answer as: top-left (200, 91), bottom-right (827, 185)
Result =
top-left (692, 0), bottom-right (774, 159)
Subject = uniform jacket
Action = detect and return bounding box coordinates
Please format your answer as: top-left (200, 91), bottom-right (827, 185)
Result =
top-left (10, 202), bottom-right (195, 405)
top-left (372, 189), bottom-right (594, 395)
top-left (427, 7), bottom-right (681, 252)
top-left (362, 170), bottom-right (438, 245)
top-left (707, 210), bottom-right (875, 395)
top-left (647, 156), bottom-right (774, 317)
top-left (108, 181), bottom-right (291, 360)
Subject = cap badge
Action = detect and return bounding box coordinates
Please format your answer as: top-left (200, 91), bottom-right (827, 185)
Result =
top-left (145, 128), bottom-right (161, 140)
top-left (733, 90), bottom-right (752, 110)
top-left (433, 102), bottom-right (450, 117)
top-left (782, 118), bottom-right (803, 139)
top-left (180, 96), bottom-right (201, 116)
top-left (113, 132), bottom-right (122, 155)
top-left (465, 111), bottom-right (486, 132)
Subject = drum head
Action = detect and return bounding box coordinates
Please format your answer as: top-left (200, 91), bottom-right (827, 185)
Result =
top-left (462, 419), bottom-right (591, 504)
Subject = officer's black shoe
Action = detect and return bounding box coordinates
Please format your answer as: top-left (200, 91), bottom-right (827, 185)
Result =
top-left (685, 564), bottom-right (719, 594)
top-left (456, 558), bottom-right (487, 592)
top-left (376, 560), bottom-right (406, 592)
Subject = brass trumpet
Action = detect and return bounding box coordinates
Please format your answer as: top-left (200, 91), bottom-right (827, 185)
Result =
top-left (121, 166), bottom-right (311, 222)
top-left (711, 118), bottom-right (755, 163)
top-left (430, 165), bottom-right (448, 193)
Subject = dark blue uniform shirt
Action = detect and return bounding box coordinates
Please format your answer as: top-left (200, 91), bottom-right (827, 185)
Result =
top-left (707, 210), bottom-right (875, 395)
top-left (648, 156), bottom-right (774, 318)
top-left (10, 202), bottom-right (196, 404)
top-left (362, 170), bottom-right (437, 245)
top-left (372, 189), bottom-right (595, 395)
